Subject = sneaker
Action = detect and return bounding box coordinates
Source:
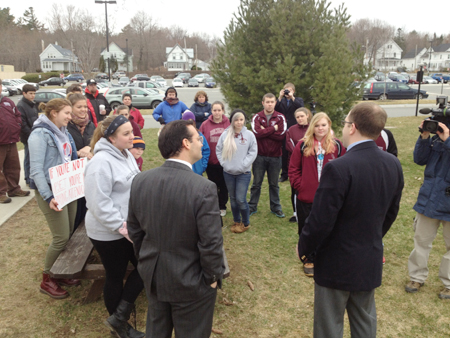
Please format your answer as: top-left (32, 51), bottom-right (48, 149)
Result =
top-left (220, 210), bottom-right (226, 217)
top-left (405, 281), bottom-right (424, 293)
top-left (249, 209), bottom-right (257, 216)
top-left (439, 288), bottom-right (450, 300)
top-left (303, 262), bottom-right (314, 277)
top-left (289, 216), bottom-right (297, 223)
top-left (0, 195), bottom-right (12, 203)
top-left (271, 210), bottom-right (285, 218)
top-left (8, 189), bottom-right (30, 197)
top-left (230, 222), bottom-right (240, 232)
top-left (234, 223), bottom-right (251, 233)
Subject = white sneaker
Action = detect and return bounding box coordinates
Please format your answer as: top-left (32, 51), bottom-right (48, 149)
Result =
top-left (220, 210), bottom-right (226, 217)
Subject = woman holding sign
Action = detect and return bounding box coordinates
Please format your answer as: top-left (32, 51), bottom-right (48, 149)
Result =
top-left (28, 98), bottom-right (80, 299)
top-left (84, 115), bottom-right (144, 338)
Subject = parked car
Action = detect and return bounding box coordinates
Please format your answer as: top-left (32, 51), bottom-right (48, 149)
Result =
top-left (39, 77), bottom-right (66, 87)
top-left (34, 90), bottom-right (66, 110)
top-left (188, 78), bottom-right (199, 87)
top-left (193, 74), bottom-right (208, 83)
top-left (112, 71), bottom-right (126, 79)
top-left (363, 82), bottom-right (428, 100)
top-left (177, 73), bottom-right (191, 83)
top-left (105, 87), bottom-right (164, 110)
top-left (408, 75), bottom-right (423, 85)
top-left (172, 78), bottom-right (184, 88)
top-left (2, 86), bottom-right (10, 97)
top-left (118, 77), bottom-right (130, 86)
top-left (130, 74), bottom-right (150, 82)
top-left (64, 73), bottom-right (84, 82)
top-left (150, 76), bottom-right (167, 86)
top-left (95, 73), bottom-right (109, 80)
top-left (400, 72), bottom-right (410, 81)
top-left (204, 77), bottom-right (216, 88)
top-left (133, 81), bottom-right (165, 94)
top-left (388, 74), bottom-right (408, 83)
top-left (7, 79), bottom-right (39, 93)
top-left (1, 80), bottom-right (19, 96)
top-left (423, 76), bottom-right (438, 84)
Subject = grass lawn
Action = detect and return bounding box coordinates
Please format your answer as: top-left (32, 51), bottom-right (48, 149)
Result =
top-left (1, 116), bottom-right (450, 337)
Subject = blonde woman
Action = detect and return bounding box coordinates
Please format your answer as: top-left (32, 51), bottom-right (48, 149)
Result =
top-left (216, 109), bottom-right (257, 233)
top-left (288, 112), bottom-right (345, 277)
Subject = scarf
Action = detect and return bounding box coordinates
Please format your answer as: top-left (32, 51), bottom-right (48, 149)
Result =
top-left (70, 111), bottom-right (90, 135)
top-left (197, 101), bottom-right (208, 107)
top-left (34, 115), bottom-right (72, 163)
top-left (165, 97), bottom-right (179, 106)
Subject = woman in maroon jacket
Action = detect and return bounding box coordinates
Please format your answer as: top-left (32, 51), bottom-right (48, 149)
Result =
top-left (288, 112), bottom-right (345, 277)
top-left (285, 108), bottom-right (311, 223)
top-left (114, 105), bottom-right (142, 138)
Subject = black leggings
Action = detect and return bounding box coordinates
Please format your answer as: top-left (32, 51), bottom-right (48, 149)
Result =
top-left (90, 237), bottom-right (144, 315)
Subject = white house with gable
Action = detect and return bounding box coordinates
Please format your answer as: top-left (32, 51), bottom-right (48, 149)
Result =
top-left (100, 42), bottom-right (133, 72)
top-left (164, 44), bottom-right (194, 71)
top-left (364, 39), bottom-right (403, 71)
top-left (40, 43), bottom-right (80, 73)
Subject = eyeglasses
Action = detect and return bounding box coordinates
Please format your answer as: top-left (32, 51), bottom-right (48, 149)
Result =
top-left (341, 120), bottom-right (353, 126)
top-left (197, 136), bottom-right (203, 144)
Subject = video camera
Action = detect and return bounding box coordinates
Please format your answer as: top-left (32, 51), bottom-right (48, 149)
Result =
top-left (418, 96), bottom-right (450, 134)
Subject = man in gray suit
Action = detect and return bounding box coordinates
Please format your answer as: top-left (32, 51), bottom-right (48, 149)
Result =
top-left (128, 120), bottom-right (224, 338)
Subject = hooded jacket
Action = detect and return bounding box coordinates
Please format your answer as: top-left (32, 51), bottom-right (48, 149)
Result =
top-left (84, 87), bottom-right (111, 123)
top-left (17, 97), bottom-right (39, 143)
top-left (0, 96), bottom-right (21, 145)
top-left (152, 87), bottom-right (188, 124)
top-left (216, 126), bottom-right (258, 175)
top-left (84, 137), bottom-right (140, 241)
top-left (286, 124), bottom-right (309, 154)
top-left (189, 101), bottom-right (212, 129)
top-left (199, 114), bottom-right (230, 165)
top-left (192, 131), bottom-right (210, 175)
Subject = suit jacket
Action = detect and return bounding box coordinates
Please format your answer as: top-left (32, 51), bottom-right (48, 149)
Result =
top-left (127, 160), bottom-right (224, 302)
top-left (298, 141), bottom-right (404, 292)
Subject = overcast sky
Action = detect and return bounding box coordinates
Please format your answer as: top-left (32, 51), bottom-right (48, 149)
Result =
top-left (7, 0), bottom-right (450, 38)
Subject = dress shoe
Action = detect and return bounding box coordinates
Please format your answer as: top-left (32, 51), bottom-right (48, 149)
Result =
top-left (289, 216), bottom-right (297, 223)
top-left (58, 278), bottom-right (81, 287)
top-left (40, 273), bottom-right (69, 299)
top-left (278, 176), bottom-right (288, 183)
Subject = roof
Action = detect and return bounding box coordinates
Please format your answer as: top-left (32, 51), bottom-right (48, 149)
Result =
top-left (403, 48), bottom-right (425, 59)
top-left (166, 44), bottom-right (194, 58)
top-left (42, 58), bottom-right (73, 62)
top-left (52, 44), bottom-right (75, 57)
top-left (100, 42), bottom-right (133, 55)
top-left (433, 43), bottom-right (450, 52)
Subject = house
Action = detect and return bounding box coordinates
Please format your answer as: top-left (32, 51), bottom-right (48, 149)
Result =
top-left (401, 48), bottom-right (427, 71)
top-left (40, 43), bottom-right (80, 73)
top-left (100, 42), bottom-right (133, 72)
top-left (164, 44), bottom-right (194, 71)
top-left (364, 39), bottom-right (403, 71)
top-left (417, 43), bottom-right (450, 71)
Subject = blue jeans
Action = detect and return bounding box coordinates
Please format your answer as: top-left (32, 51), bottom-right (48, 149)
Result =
top-left (223, 171), bottom-right (252, 226)
top-left (24, 142), bottom-right (30, 184)
top-left (248, 155), bottom-right (282, 212)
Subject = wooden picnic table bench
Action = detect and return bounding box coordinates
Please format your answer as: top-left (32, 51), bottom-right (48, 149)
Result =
top-left (50, 221), bottom-right (230, 304)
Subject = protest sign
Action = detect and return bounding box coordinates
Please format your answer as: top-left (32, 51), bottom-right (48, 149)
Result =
top-left (48, 158), bottom-right (86, 210)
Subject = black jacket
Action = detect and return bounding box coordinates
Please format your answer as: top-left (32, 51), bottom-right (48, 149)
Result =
top-left (84, 90), bottom-right (111, 122)
top-left (298, 141), bottom-right (404, 292)
top-left (275, 97), bottom-right (304, 128)
top-left (17, 98), bottom-right (38, 143)
top-left (67, 121), bottom-right (96, 151)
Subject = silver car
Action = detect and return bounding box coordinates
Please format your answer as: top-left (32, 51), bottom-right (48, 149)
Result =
top-left (105, 87), bottom-right (164, 110)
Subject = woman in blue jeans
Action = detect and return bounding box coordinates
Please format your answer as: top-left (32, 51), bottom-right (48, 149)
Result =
top-left (216, 109), bottom-right (257, 233)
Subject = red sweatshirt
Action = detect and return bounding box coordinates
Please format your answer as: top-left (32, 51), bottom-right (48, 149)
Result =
top-left (251, 110), bottom-right (286, 157)
top-left (199, 114), bottom-right (230, 165)
top-left (286, 124), bottom-right (309, 153)
top-left (289, 139), bottom-right (345, 203)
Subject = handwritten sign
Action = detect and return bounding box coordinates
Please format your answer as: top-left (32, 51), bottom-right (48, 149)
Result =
top-left (48, 158), bottom-right (86, 209)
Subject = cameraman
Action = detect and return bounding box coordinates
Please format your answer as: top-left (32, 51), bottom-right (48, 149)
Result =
top-left (405, 119), bottom-right (450, 299)
top-left (275, 83), bottom-right (304, 183)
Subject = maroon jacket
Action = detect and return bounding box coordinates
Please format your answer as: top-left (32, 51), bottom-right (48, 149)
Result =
top-left (129, 115), bottom-right (142, 138)
top-left (289, 139), bottom-right (345, 203)
top-left (199, 114), bottom-right (230, 165)
top-left (0, 96), bottom-right (21, 145)
top-left (251, 110), bottom-right (286, 157)
top-left (286, 124), bottom-right (309, 154)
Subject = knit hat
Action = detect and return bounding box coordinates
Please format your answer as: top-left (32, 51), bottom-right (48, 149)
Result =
top-left (230, 109), bottom-right (246, 123)
top-left (164, 86), bottom-right (177, 98)
top-left (182, 110), bottom-right (196, 122)
top-left (132, 136), bottom-right (146, 150)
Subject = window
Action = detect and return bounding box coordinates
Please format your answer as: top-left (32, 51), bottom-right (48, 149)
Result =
top-left (394, 53), bottom-right (396, 58)
top-left (172, 54), bottom-right (176, 60)
top-left (440, 55), bottom-right (442, 59)
top-left (1, 65), bottom-right (3, 72)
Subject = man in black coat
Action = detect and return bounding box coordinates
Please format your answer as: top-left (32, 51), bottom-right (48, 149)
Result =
top-left (17, 84), bottom-right (38, 185)
top-left (127, 120), bottom-right (224, 338)
top-left (84, 79), bottom-right (111, 123)
top-left (297, 102), bottom-right (404, 338)
top-left (275, 82), bottom-right (304, 182)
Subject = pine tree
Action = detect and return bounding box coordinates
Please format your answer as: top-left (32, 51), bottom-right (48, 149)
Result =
top-left (210, 0), bottom-right (366, 126)
top-left (0, 7), bottom-right (16, 29)
top-left (20, 7), bottom-right (45, 31)
top-left (99, 56), bottom-right (106, 73)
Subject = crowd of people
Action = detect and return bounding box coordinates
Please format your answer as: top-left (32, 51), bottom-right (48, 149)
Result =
top-left (1, 77), bottom-right (450, 338)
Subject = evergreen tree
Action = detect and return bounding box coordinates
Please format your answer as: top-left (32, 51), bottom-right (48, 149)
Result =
top-left (99, 56), bottom-right (106, 73)
top-left (210, 0), bottom-right (365, 126)
top-left (393, 28), bottom-right (406, 52)
top-left (20, 7), bottom-right (45, 31)
top-left (110, 55), bottom-right (119, 73)
top-left (0, 7), bottom-right (16, 29)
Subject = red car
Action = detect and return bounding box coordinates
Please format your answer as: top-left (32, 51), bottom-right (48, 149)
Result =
top-left (408, 75), bottom-right (424, 85)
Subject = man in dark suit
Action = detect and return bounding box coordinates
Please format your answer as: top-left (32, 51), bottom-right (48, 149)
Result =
top-left (127, 120), bottom-right (224, 338)
top-left (297, 102), bottom-right (404, 338)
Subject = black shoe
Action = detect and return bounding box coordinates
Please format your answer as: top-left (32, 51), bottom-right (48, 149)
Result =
top-left (278, 176), bottom-right (288, 183)
top-left (105, 300), bottom-right (144, 338)
top-left (271, 210), bottom-right (285, 218)
top-left (250, 209), bottom-right (257, 216)
top-left (289, 216), bottom-right (296, 223)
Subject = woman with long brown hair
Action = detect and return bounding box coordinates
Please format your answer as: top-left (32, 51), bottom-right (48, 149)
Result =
top-left (288, 112), bottom-right (345, 277)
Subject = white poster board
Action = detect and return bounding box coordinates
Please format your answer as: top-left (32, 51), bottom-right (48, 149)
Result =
top-left (48, 158), bottom-right (86, 210)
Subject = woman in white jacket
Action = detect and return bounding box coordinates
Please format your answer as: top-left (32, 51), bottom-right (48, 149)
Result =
top-left (84, 115), bottom-right (144, 338)
top-left (216, 109), bottom-right (257, 233)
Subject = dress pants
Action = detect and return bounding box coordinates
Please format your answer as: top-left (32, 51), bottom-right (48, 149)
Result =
top-left (145, 287), bottom-right (217, 338)
top-left (408, 212), bottom-right (450, 288)
top-left (314, 283), bottom-right (376, 338)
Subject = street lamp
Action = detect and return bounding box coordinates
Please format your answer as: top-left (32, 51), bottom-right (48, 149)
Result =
top-left (95, 0), bottom-right (116, 83)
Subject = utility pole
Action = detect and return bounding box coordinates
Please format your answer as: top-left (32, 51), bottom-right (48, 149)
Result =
top-left (95, 0), bottom-right (116, 83)
top-left (126, 38), bottom-right (129, 75)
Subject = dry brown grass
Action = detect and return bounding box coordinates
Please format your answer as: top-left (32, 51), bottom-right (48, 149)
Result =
top-left (1, 118), bottom-right (450, 337)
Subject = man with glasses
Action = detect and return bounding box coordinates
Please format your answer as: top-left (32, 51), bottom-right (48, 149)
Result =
top-left (127, 120), bottom-right (224, 338)
top-left (297, 102), bottom-right (404, 338)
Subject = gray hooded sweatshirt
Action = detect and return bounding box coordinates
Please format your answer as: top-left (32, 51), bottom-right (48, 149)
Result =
top-left (84, 137), bottom-right (140, 241)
